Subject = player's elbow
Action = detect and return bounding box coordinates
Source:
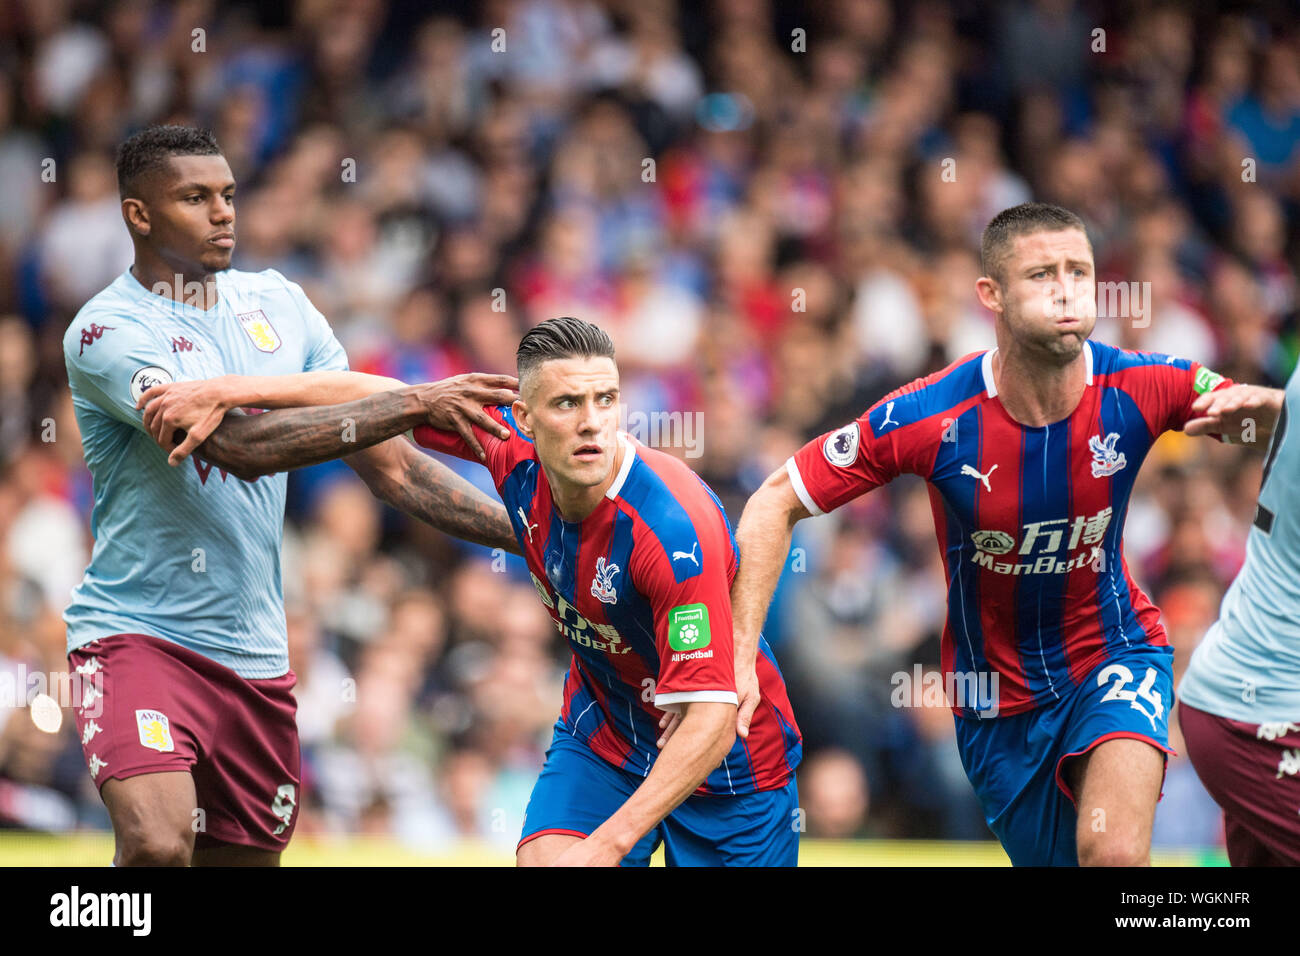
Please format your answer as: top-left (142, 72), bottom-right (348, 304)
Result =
top-left (229, 460), bottom-right (270, 482)
top-left (686, 701), bottom-right (737, 761)
top-left (745, 465), bottom-right (808, 530)
top-left (225, 446), bottom-right (275, 481)
top-left (346, 451), bottom-right (398, 503)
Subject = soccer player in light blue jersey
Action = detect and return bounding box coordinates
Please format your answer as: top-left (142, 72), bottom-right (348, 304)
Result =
top-left (1179, 364), bottom-right (1300, 865)
top-left (63, 126), bottom-right (519, 866)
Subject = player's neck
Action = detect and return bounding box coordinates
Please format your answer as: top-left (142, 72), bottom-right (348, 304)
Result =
top-left (992, 346), bottom-right (1088, 427)
top-left (129, 258), bottom-right (220, 311)
top-left (549, 440), bottom-right (625, 522)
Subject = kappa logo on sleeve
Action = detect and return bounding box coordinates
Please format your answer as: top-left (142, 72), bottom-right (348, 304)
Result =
top-left (135, 709), bottom-right (174, 752)
top-left (668, 603), bottom-right (711, 657)
top-left (78, 323), bottom-right (115, 355)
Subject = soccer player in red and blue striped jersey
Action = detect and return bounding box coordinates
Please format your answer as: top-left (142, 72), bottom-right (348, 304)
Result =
top-left (727, 203), bottom-right (1282, 865)
top-left (414, 317), bottom-right (802, 867)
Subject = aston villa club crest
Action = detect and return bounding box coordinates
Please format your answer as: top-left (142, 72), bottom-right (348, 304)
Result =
top-left (236, 310), bottom-right (282, 353)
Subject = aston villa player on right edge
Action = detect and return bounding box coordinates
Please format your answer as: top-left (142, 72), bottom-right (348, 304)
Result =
top-left (726, 203), bottom-right (1282, 866)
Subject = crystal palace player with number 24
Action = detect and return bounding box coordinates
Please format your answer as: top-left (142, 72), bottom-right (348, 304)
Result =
top-left (726, 203), bottom-right (1282, 867)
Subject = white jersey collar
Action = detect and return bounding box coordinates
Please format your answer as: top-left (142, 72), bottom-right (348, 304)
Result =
top-left (605, 432), bottom-right (637, 500)
top-left (982, 341), bottom-right (1093, 398)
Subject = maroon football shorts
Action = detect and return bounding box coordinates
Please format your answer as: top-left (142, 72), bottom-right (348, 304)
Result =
top-left (69, 634), bottom-right (301, 852)
top-left (1179, 700), bottom-right (1300, 866)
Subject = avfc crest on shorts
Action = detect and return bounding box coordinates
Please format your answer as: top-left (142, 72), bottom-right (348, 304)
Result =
top-left (236, 310), bottom-right (282, 353)
top-left (1088, 432), bottom-right (1127, 478)
top-left (135, 709), bottom-right (174, 752)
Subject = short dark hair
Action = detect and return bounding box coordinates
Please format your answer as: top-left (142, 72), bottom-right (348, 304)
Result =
top-left (516, 317), bottom-right (615, 383)
top-left (116, 125), bottom-right (222, 199)
top-left (980, 202), bottom-right (1090, 282)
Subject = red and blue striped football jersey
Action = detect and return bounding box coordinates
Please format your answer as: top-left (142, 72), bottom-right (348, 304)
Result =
top-left (413, 410), bottom-right (802, 794)
top-left (788, 340), bottom-right (1233, 717)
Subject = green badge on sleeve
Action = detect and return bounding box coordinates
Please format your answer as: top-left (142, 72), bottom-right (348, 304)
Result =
top-left (668, 603), bottom-right (711, 651)
top-left (1193, 367), bottom-right (1225, 395)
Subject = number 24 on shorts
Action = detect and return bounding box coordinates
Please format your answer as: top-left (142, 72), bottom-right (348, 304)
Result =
top-left (1096, 663), bottom-right (1163, 732)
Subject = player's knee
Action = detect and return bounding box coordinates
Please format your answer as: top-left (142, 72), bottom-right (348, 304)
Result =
top-left (516, 843), bottom-right (545, 867)
top-left (117, 827), bottom-right (193, 867)
top-left (1077, 834), bottom-right (1149, 867)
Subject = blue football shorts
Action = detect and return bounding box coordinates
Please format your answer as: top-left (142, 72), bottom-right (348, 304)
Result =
top-left (954, 645), bottom-right (1175, 866)
top-left (518, 724), bottom-right (800, 867)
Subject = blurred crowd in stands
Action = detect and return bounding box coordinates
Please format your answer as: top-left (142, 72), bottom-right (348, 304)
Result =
top-left (0, 0), bottom-right (1297, 854)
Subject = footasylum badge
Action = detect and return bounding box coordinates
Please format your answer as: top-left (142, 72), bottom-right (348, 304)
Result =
top-left (49, 886), bottom-right (151, 936)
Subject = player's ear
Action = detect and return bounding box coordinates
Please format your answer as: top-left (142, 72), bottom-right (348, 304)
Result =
top-left (122, 198), bottom-right (150, 237)
top-left (975, 275), bottom-right (1002, 313)
top-left (512, 398), bottom-right (534, 439)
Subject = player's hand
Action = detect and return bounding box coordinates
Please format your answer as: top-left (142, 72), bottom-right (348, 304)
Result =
top-left (657, 708), bottom-right (681, 748)
top-left (137, 376), bottom-right (236, 465)
top-left (413, 373), bottom-right (518, 461)
top-left (734, 657), bottom-right (760, 739)
top-left (1184, 384), bottom-right (1282, 443)
top-left (549, 836), bottom-right (623, 867)
top-left (657, 657), bottom-right (759, 747)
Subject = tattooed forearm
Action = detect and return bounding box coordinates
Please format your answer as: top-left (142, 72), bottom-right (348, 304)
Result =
top-left (350, 440), bottom-right (521, 554)
top-left (194, 389), bottom-right (422, 480)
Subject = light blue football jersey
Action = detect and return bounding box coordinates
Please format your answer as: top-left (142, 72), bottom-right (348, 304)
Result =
top-left (1179, 367), bottom-right (1300, 722)
top-left (63, 267), bottom-right (348, 678)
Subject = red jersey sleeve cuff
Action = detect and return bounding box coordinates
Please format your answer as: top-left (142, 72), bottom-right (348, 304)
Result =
top-left (654, 690), bottom-right (740, 714)
top-left (785, 457), bottom-right (825, 516)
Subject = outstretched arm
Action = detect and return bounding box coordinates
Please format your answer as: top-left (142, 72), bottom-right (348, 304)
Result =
top-left (1184, 384), bottom-right (1284, 443)
top-left (138, 370), bottom-right (412, 465)
top-left (193, 388), bottom-right (428, 481)
top-left (140, 373), bottom-right (517, 479)
top-left (345, 436), bottom-right (521, 554)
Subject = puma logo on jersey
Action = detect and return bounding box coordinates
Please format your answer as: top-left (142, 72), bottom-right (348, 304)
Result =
top-left (880, 401), bottom-right (899, 429)
top-left (518, 507), bottom-right (538, 543)
top-left (672, 542), bottom-right (700, 567)
top-left (961, 463), bottom-right (998, 492)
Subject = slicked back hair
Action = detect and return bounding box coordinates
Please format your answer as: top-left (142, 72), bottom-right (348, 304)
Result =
top-left (980, 202), bottom-right (1090, 283)
top-left (116, 125), bottom-right (222, 200)
top-left (517, 317), bottom-right (616, 387)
